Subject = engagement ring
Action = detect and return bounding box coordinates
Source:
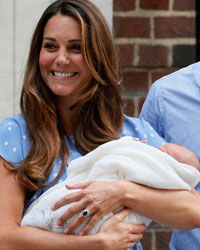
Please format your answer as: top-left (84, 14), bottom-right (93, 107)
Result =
top-left (81, 209), bottom-right (90, 217)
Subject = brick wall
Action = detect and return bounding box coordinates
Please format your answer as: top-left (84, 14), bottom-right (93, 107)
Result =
top-left (114, 0), bottom-right (196, 117)
top-left (113, 0), bottom-right (196, 249)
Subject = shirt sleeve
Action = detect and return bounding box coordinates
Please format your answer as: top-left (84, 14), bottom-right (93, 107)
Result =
top-left (0, 118), bottom-right (25, 167)
top-left (139, 82), bottom-right (165, 138)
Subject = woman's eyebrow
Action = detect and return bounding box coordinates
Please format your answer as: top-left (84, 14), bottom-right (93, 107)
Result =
top-left (68, 39), bottom-right (81, 43)
top-left (43, 37), bottom-right (56, 41)
top-left (43, 37), bottom-right (81, 43)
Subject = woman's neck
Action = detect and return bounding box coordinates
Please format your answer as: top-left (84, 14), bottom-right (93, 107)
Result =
top-left (55, 98), bottom-right (78, 136)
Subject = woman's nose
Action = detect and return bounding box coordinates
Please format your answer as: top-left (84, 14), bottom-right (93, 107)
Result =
top-left (55, 51), bottom-right (70, 65)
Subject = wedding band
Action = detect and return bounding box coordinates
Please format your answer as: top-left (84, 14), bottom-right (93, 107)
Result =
top-left (81, 209), bottom-right (90, 217)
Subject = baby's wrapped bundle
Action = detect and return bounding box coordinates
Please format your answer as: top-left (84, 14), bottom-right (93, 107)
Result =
top-left (21, 137), bottom-right (200, 234)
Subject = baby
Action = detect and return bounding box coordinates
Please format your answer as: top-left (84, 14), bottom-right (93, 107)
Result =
top-left (158, 143), bottom-right (199, 170)
top-left (21, 137), bottom-right (200, 234)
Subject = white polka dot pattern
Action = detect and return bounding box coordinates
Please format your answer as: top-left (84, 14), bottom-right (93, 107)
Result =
top-left (0, 114), bottom-right (166, 210)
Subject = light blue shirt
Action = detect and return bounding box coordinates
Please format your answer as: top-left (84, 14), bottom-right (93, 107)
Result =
top-left (0, 113), bottom-right (166, 250)
top-left (140, 61), bottom-right (200, 250)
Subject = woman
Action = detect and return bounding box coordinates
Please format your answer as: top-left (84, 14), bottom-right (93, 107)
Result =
top-left (0, 0), bottom-right (200, 249)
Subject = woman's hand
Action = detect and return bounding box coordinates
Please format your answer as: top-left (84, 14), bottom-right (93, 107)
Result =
top-left (52, 180), bottom-right (125, 235)
top-left (99, 208), bottom-right (146, 250)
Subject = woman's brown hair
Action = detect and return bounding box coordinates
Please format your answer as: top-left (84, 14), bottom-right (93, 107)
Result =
top-left (16, 0), bottom-right (124, 193)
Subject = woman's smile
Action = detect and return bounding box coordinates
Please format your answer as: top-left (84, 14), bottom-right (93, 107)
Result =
top-left (51, 71), bottom-right (78, 79)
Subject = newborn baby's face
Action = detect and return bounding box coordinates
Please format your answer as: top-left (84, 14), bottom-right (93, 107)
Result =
top-left (158, 143), bottom-right (183, 160)
top-left (158, 143), bottom-right (200, 170)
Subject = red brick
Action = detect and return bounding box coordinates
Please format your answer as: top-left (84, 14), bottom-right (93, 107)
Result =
top-left (156, 230), bottom-right (172, 250)
top-left (117, 44), bottom-right (134, 67)
top-left (123, 98), bottom-right (135, 116)
top-left (122, 71), bottom-right (148, 92)
top-left (138, 96), bottom-right (146, 115)
top-left (155, 17), bottom-right (195, 38)
top-left (114, 17), bottom-right (150, 38)
top-left (139, 45), bottom-right (168, 67)
top-left (141, 231), bottom-right (152, 250)
top-left (140, 0), bottom-right (169, 10)
top-left (114, 0), bottom-right (136, 11)
top-left (152, 71), bottom-right (173, 82)
top-left (173, 0), bottom-right (195, 10)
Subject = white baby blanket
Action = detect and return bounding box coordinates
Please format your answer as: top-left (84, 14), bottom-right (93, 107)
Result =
top-left (21, 137), bottom-right (200, 234)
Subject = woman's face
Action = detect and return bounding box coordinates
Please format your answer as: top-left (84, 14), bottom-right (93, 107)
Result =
top-left (39, 14), bottom-right (91, 101)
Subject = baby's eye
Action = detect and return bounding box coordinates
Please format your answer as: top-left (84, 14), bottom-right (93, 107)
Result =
top-left (71, 44), bottom-right (81, 52)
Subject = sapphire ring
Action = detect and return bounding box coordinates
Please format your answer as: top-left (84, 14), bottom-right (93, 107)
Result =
top-left (81, 209), bottom-right (90, 218)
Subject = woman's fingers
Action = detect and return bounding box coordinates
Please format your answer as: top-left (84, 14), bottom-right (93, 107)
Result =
top-left (99, 209), bottom-right (147, 250)
top-left (132, 137), bottom-right (147, 144)
top-left (112, 208), bottom-right (131, 222)
top-left (129, 223), bottom-right (147, 234)
top-left (79, 211), bottom-right (103, 235)
top-left (63, 211), bottom-right (90, 234)
top-left (101, 208), bottom-right (147, 233)
top-left (52, 189), bottom-right (83, 211)
top-left (63, 202), bottom-right (103, 234)
top-left (75, 203), bottom-right (129, 236)
top-left (53, 181), bottom-right (126, 233)
top-left (57, 198), bottom-right (91, 226)
top-left (66, 181), bottom-right (93, 189)
top-left (52, 181), bottom-right (94, 211)
top-left (126, 231), bottom-right (143, 248)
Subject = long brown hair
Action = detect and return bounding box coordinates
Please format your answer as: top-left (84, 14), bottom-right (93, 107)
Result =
top-left (16, 0), bottom-right (124, 192)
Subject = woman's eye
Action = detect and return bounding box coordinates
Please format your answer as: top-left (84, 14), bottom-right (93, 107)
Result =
top-left (44, 43), bottom-right (56, 50)
top-left (71, 44), bottom-right (81, 52)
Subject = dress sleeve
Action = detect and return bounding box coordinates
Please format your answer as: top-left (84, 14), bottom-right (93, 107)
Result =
top-left (140, 118), bottom-right (167, 148)
top-left (0, 118), bottom-right (26, 167)
top-left (121, 115), bottom-right (167, 148)
top-left (139, 82), bottom-right (165, 138)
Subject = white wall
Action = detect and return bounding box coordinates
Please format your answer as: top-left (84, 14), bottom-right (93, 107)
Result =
top-left (0, 0), bottom-right (112, 122)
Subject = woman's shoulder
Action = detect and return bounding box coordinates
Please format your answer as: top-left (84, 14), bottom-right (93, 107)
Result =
top-left (0, 114), bottom-right (27, 130)
top-left (0, 114), bottom-right (28, 142)
top-left (0, 114), bottom-right (29, 166)
top-left (121, 115), bottom-right (166, 147)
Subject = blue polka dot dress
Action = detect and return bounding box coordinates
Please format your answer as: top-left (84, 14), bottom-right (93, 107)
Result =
top-left (0, 114), bottom-right (166, 250)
